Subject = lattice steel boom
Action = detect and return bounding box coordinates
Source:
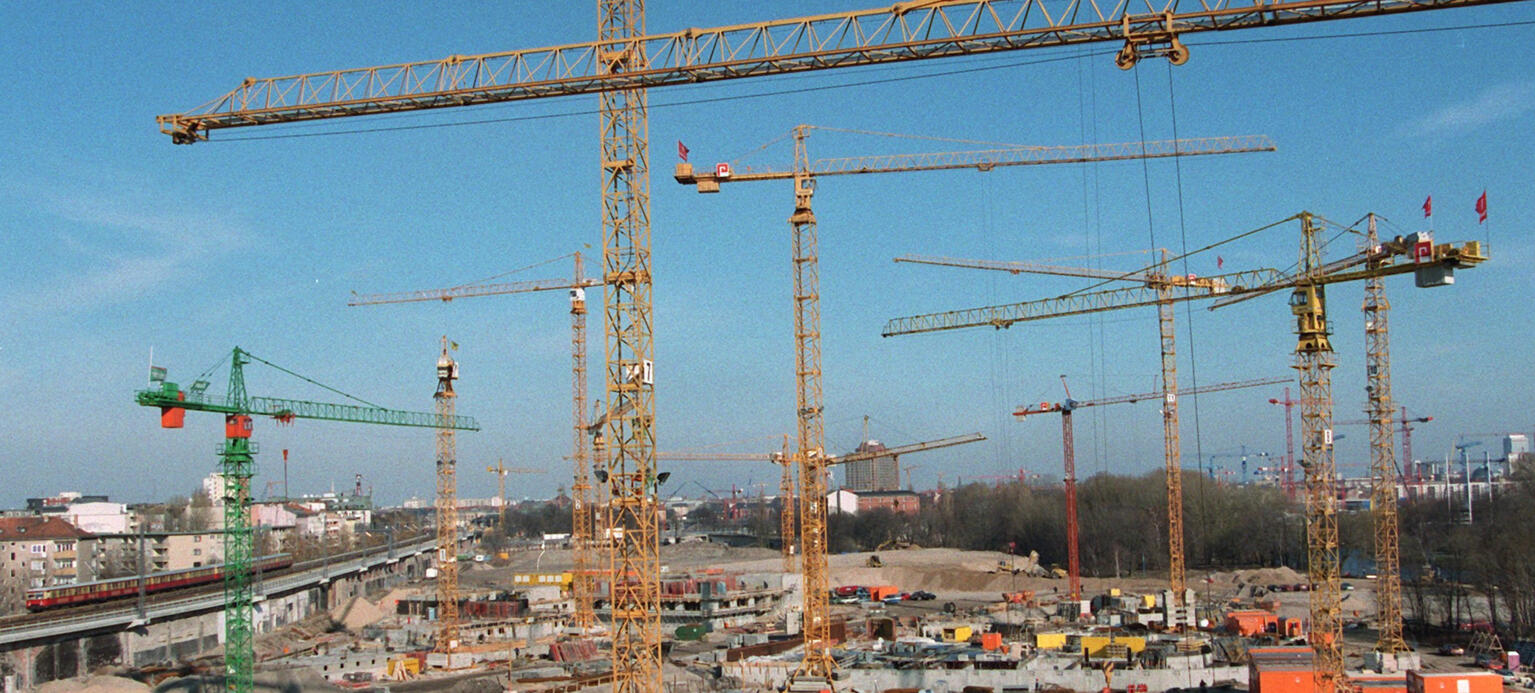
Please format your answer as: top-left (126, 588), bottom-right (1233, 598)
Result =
top-left (158, 1), bottom-right (1516, 143)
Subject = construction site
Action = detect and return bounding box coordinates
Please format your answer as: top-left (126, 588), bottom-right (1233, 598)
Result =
top-left (2, 2), bottom-right (1532, 693)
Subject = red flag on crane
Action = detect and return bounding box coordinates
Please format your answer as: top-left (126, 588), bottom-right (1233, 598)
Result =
top-left (1217, 256), bottom-right (1224, 269)
top-left (677, 140), bottom-right (689, 162)
top-left (1423, 195), bottom-right (1432, 218)
top-left (1476, 190), bottom-right (1488, 224)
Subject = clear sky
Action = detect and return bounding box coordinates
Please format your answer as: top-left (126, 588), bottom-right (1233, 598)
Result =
top-left (1, 2), bottom-right (1531, 509)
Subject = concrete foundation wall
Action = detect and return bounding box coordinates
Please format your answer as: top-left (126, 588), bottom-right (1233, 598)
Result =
top-left (724, 661), bottom-right (1249, 692)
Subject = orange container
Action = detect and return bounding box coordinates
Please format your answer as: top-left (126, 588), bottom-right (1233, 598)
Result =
top-left (980, 632), bottom-right (1003, 651)
top-left (1407, 671), bottom-right (1503, 693)
top-left (1350, 673), bottom-right (1407, 693)
top-left (161, 406), bottom-right (186, 428)
top-left (1249, 646), bottom-right (1315, 693)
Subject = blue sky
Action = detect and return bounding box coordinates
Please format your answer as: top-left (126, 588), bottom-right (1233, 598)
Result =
top-left (1, 2), bottom-right (1531, 508)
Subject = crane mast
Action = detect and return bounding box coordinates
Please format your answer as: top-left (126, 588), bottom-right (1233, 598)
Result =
top-left (434, 338), bottom-right (462, 655)
top-left (787, 126), bottom-right (835, 685)
top-left (1155, 252), bottom-right (1187, 602)
top-left (1291, 214), bottom-right (1342, 693)
top-left (570, 252), bottom-right (597, 630)
top-left (1363, 215), bottom-right (1410, 663)
top-left (598, 4), bottom-right (662, 693)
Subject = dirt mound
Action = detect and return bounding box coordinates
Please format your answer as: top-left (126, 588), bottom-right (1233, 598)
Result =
top-left (38, 676), bottom-right (150, 693)
top-left (1231, 566), bottom-right (1306, 586)
top-left (329, 595), bottom-right (385, 631)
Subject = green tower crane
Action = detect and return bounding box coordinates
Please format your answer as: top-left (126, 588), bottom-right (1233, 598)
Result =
top-left (136, 346), bottom-right (479, 693)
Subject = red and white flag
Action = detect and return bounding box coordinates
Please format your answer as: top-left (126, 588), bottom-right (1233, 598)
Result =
top-left (1476, 190), bottom-right (1488, 224)
top-left (1216, 256), bottom-right (1224, 269)
top-left (677, 140), bottom-right (689, 162)
top-left (1422, 195), bottom-right (1432, 218)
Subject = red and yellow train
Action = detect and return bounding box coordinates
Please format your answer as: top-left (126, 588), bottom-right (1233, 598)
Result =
top-left (25, 554), bottom-right (292, 611)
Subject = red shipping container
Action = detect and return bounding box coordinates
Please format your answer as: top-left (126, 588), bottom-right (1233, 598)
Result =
top-left (1407, 671), bottom-right (1502, 693)
top-left (981, 633), bottom-right (1003, 651)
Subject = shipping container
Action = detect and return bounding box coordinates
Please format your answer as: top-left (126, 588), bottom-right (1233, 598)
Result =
top-left (1406, 671), bottom-right (1502, 693)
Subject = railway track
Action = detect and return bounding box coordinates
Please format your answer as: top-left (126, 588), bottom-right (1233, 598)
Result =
top-left (0, 535), bottom-right (434, 633)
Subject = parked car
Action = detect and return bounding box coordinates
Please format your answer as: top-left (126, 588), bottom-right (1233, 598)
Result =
top-left (909, 590), bottom-right (937, 601)
top-left (1437, 644), bottom-right (1466, 656)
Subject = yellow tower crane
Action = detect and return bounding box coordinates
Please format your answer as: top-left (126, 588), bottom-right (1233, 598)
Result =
top-left (892, 251), bottom-right (1281, 601)
top-left (351, 252), bottom-right (604, 629)
top-left (675, 126), bottom-right (1272, 680)
top-left (1206, 213), bottom-right (1484, 689)
top-left (885, 212), bottom-right (1486, 693)
top-left (155, 4), bottom-right (1512, 690)
top-left (487, 460), bottom-right (545, 510)
top-left (434, 337), bottom-right (462, 656)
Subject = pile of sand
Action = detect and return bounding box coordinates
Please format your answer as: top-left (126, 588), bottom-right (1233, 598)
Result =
top-left (37, 676), bottom-right (149, 693)
top-left (329, 595), bottom-right (385, 631)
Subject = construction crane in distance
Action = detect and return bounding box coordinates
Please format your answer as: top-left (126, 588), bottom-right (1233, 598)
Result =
top-left (351, 252), bottom-right (603, 629)
top-left (155, 3), bottom-right (1514, 690)
top-left (487, 460), bottom-right (544, 509)
top-left (891, 250), bottom-right (1285, 603)
top-left (1269, 389), bottom-right (1301, 500)
top-left (676, 125), bottom-right (1271, 680)
top-left (1016, 375), bottom-right (1289, 604)
top-left (136, 347), bottom-right (478, 693)
top-left (1203, 447), bottom-right (1270, 484)
top-left (1205, 212), bottom-right (1486, 691)
top-left (658, 432), bottom-right (985, 568)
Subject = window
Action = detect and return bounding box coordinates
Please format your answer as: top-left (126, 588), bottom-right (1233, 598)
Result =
top-left (193, 548), bottom-right (202, 556)
top-left (56, 559), bottom-right (74, 569)
top-left (194, 535), bottom-right (202, 542)
top-left (54, 541), bottom-right (74, 552)
top-left (30, 560), bottom-right (44, 571)
top-left (29, 544), bottom-right (45, 555)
